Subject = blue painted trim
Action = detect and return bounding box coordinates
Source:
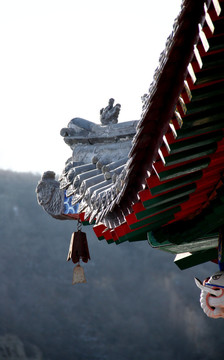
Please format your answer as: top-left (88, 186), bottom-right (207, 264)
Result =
top-left (63, 191), bottom-right (79, 215)
top-left (205, 282), bottom-right (224, 289)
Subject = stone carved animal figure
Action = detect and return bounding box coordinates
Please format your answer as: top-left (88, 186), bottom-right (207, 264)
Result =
top-left (195, 271), bottom-right (224, 319)
top-left (100, 98), bottom-right (121, 125)
top-left (36, 171), bottom-right (66, 220)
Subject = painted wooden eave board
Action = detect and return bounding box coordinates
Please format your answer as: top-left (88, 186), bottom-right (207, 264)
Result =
top-left (92, 0), bottom-right (224, 260)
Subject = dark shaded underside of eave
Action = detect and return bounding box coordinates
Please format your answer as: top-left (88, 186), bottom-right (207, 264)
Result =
top-left (104, 0), bottom-right (210, 226)
top-left (152, 184), bottom-right (224, 246)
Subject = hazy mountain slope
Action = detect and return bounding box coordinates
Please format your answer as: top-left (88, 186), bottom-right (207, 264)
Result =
top-left (0, 169), bottom-right (223, 360)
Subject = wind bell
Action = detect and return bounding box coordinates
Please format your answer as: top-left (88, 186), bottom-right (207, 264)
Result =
top-left (67, 220), bottom-right (90, 284)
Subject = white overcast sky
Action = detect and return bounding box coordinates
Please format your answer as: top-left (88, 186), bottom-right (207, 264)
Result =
top-left (0, 0), bottom-right (181, 175)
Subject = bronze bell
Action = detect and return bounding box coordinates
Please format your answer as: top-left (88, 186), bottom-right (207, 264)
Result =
top-left (67, 228), bottom-right (90, 284)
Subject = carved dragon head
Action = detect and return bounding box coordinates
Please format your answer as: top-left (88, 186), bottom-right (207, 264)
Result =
top-left (195, 271), bottom-right (224, 319)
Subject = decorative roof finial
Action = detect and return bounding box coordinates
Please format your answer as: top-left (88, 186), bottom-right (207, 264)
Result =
top-left (100, 98), bottom-right (121, 125)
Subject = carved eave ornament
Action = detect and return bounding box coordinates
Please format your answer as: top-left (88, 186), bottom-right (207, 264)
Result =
top-left (36, 98), bottom-right (138, 224)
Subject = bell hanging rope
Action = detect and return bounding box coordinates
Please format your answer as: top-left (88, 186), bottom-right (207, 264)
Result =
top-left (67, 219), bottom-right (90, 284)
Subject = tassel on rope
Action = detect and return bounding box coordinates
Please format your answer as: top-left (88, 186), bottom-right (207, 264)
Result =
top-left (67, 219), bottom-right (90, 284)
top-left (72, 264), bottom-right (86, 284)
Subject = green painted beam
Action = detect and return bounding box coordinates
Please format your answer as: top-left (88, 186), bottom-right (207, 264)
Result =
top-left (164, 142), bottom-right (217, 166)
top-left (176, 117), bottom-right (224, 138)
top-left (136, 196), bottom-right (189, 220)
top-left (83, 220), bottom-right (95, 226)
top-left (117, 216), bottom-right (179, 244)
top-left (202, 51), bottom-right (224, 70)
top-left (181, 105), bottom-right (224, 129)
top-left (130, 206), bottom-right (181, 229)
top-left (169, 132), bottom-right (222, 154)
top-left (143, 183), bottom-right (196, 209)
top-left (190, 81), bottom-right (224, 102)
top-left (117, 227), bottom-right (148, 244)
top-left (148, 232), bottom-right (218, 253)
top-left (157, 158), bottom-right (210, 181)
top-left (127, 217), bottom-right (174, 242)
top-left (174, 248), bottom-right (218, 270)
top-left (150, 171), bottom-right (202, 196)
top-left (186, 95), bottom-right (224, 115)
top-left (107, 239), bottom-right (114, 244)
top-left (195, 67), bottom-right (224, 86)
top-left (152, 197), bottom-right (224, 246)
top-left (209, 34), bottom-right (224, 52)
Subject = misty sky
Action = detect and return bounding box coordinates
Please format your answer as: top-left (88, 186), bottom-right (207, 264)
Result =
top-left (0, 0), bottom-right (181, 175)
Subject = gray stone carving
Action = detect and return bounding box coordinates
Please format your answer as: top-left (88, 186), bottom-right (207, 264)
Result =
top-left (36, 99), bottom-right (139, 223)
top-left (36, 171), bottom-right (68, 220)
top-left (61, 117), bottom-right (138, 166)
top-left (100, 98), bottom-right (121, 125)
